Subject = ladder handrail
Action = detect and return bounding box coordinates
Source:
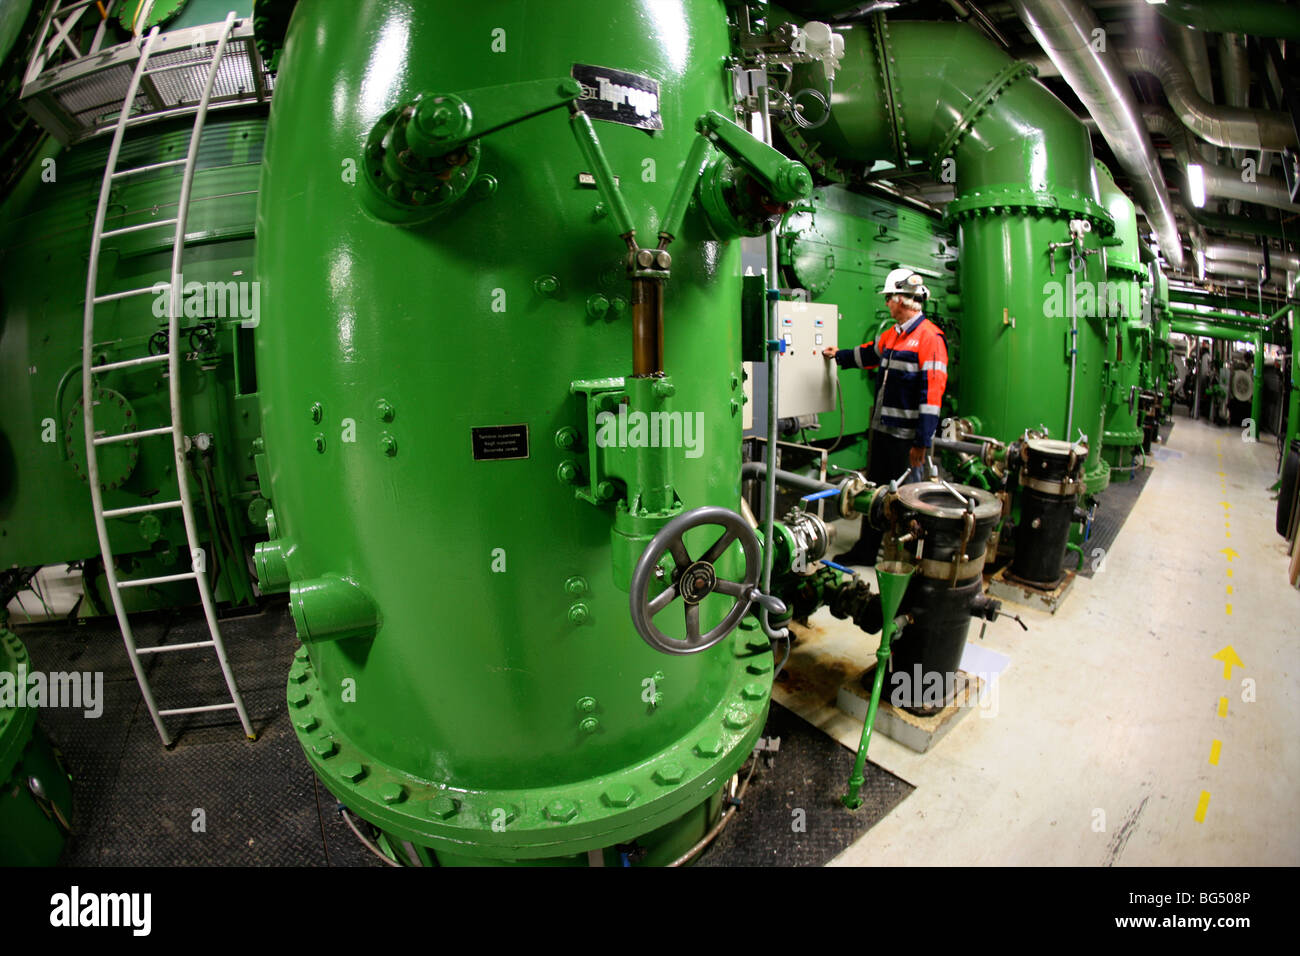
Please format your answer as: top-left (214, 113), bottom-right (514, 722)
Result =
top-left (164, 10), bottom-right (254, 741)
top-left (81, 12), bottom-right (254, 747)
top-left (81, 24), bottom-right (170, 744)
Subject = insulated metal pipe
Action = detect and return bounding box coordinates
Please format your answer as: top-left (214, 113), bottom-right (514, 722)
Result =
top-left (1012, 0), bottom-right (1186, 270)
top-left (1121, 45), bottom-right (1298, 152)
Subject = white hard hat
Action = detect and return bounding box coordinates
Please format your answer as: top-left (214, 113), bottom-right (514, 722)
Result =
top-left (880, 267), bottom-right (929, 301)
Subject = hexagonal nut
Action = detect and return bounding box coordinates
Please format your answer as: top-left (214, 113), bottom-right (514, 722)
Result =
top-left (293, 715), bottom-right (319, 733)
top-left (741, 682), bottom-right (767, 701)
top-left (429, 794), bottom-right (459, 820)
top-left (653, 762), bottom-right (685, 786)
top-left (311, 738), bottom-right (337, 758)
top-left (379, 783), bottom-right (406, 805)
top-left (338, 762), bottom-right (366, 783)
top-left (724, 707), bottom-right (752, 729)
top-left (602, 783), bottom-right (638, 808)
top-left (695, 737), bottom-right (723, 758)
top-left (545, 798), bottom-right (579, 823)
top-left (287, 688), bottom-right (309, 708)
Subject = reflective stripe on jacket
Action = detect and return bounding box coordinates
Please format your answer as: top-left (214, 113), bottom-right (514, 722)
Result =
top-left (834, 313), bottom-right (948, 448)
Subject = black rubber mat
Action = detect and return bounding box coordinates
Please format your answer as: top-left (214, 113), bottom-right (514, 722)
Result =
top-left (697, 702), bottom-right (913, 867)
top-left (1074, 420), bottom-right (1172, 579)
top-left (17, 611), bottom-right (907, 867)
top-left (16, 604), bottom-right (379, 867)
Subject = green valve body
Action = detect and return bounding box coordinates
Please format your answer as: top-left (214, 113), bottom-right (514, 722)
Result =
top-left (259, 0), bottom-right (769, 865)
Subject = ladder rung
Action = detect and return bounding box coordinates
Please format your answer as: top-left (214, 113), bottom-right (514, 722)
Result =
top-left (94, 424), bottom-right (172, 445)
top-left (93, 283), bottom-right (169, 304)
top-left (126, 105), bottom-right (201, 126)
top-left (102, 499), bottom-right (182, 518)
top-left (137, 640), bottom-right (216, 656)
top-left (51, 0), bottom-right (96, 18)
top-left (100, 218), bottom-right (178, 239)
top-left (92, 353), bottom-right (170, 373)
top-left (158, 703), bottom-right (239, 717)
top-left (118, 571), bottom-right (197, 589)
top-left (112, 159), bottom-right (187, 179)
top-left (143, 59), bottom-right (215, 77)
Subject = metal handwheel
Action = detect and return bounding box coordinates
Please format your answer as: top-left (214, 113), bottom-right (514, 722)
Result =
top-left (629, 506), bottom-right (777, 656)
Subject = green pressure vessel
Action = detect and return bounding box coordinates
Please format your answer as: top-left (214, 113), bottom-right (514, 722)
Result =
top-left (1095, 161), bottom-right (1146, 476)
top-left (790, 18), bottom-right (1114, 491)
top-left (257, 0), bottom-right (771, 865)
top-left (0, 623), bottom-right (73, 866)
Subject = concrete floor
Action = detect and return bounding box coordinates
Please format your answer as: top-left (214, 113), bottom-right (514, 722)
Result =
top-left (781, 412), bottom-right (1299, 866)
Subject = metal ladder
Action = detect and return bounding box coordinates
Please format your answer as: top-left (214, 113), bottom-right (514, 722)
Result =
top-left (80, 12), bottom-right (254, 747)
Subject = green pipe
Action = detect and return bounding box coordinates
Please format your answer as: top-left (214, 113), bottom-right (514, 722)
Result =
top-left (1066, 540), bottom-right (1085, 571)
top-left (1171, 289), bottom-right (1298, 314)
top-left (1157, 0), bottom-right (1300, 40)
top-left (569, 111), bottom-right (637, 242)
top-left (659, 134), bottom-right (715, 245)
top-left (1171, 319), bottom-right (1263, 341)
top-left (843, 560), bottom-right (914, 810)
top-left (1169, 305), bottom-right (1267, 326)
top-left (1252, 332), bottom-right (1264, 432)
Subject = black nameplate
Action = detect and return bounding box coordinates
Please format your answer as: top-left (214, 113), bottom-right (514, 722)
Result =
top-left (472, 424), bottom-right (530, 461)
top-left (572, 63), bottom-right (663, 131)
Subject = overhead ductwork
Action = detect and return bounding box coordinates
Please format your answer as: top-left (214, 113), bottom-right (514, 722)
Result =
top-left (1120, 46), bottom-right (1298, 152)
top-left (1141, 106), bottom-right (1300, 214)
top-left (1204, 240), bottom-right (1300, 273)
top-left (1010, 0), bottom-right (1186, 270)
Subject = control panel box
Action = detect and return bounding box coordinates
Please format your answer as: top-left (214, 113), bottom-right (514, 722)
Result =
top-left (742, 301), bottom-right (840, 430)
top-left (774, 300), bottom-right (839, 418)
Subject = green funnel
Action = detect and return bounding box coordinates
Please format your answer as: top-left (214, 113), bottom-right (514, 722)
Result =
top-left (842, 560), bottom-right (915, 810)
top-left (875, 560), bottom-right (915, 631)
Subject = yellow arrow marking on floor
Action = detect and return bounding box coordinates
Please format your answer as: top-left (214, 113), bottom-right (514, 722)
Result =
top-left (1221, 501), bottom-right (1231, 509)
top-left (1225, 603), bottom-right (1233, 614)
top-left (1226, 585), bottom-right (1233, 595)
top-left (1218, 697), bottom-right (1229, 717)
top-left (1226, 569), bottom-right (1233, 578)
top-left (1220, 548), bottom-right (1238, 561)
top-left (1213, 645), bottom-right (1244, 678)
top-left (1209, 740), bottom-right (1222, 765)
top-left (1196, 792), bottom-right (1211, 823)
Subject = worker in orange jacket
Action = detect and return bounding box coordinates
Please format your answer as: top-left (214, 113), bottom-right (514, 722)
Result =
top-left (823, 268), bottom-right (949, 566)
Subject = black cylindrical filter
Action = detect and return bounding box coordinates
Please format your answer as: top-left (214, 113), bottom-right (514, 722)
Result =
top-left (876, 482), bottom-right (1002, 715)
top-left (1011, 438), bottom-right (1086, 588)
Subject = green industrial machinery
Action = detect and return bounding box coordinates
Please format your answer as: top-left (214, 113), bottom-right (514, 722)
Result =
top-left (0, 618), bottom-right (74, 866)
top-left (252, 0), bottom-right (821, 866)
top-left (1095, 161), bottom-right (1148, 480)
top-left (0, 115), bottom-right (268, 613)
top-left (777, 186), bottom-right (957, 470)
top-left (787, 16), bottom-right (1115, 492)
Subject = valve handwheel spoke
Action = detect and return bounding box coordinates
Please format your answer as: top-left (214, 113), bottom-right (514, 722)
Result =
top-left (629, 505), bottom-right (767, 655)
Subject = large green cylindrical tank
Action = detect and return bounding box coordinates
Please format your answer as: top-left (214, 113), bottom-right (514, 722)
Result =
top-left (0, 115), bottom-right (268, 610)
top-left (790, 20), bottom-right (1114, 490)
top-left (0, 620), bottom-right (74, 866)
top-left (257, 0), bottom-right (771, 864)
top-left (1095, 162), bottom-right (1146, 478)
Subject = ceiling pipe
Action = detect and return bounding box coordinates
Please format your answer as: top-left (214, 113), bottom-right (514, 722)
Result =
top-left (1010, 0), bottom-right (1186, 269)
top-left (1166, 21), bottom-right (1214, 105)
top-left (1188, 207), bottom-right (1298, 244)
top-left (1204, 240), bottom-right (1300, 273)
top-left (1141, 106), bottom-right (1300, 215)
top-left (1218, 32), bottom-right (1249, 210)
top-left (1155, 0), bottom-right (1300, 42)
top-left (1120, 45), bottom-right (1298, 152)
